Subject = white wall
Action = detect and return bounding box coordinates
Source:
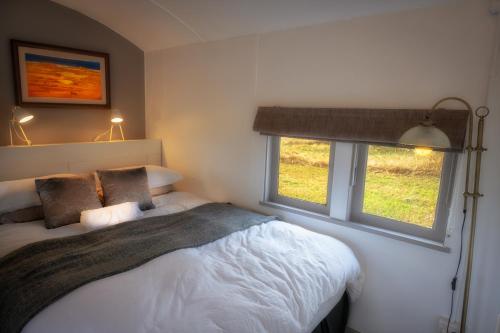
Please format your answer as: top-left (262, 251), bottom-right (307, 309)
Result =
top-left (467, 18), bottom-right (500, 333)
top-left (145, 1), bottom-right (500, 332)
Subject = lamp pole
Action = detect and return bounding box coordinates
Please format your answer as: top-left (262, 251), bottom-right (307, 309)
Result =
top-left (432, 97), bottom-right (489, 333)
top-left (460, 106), bottom-right (489, 333)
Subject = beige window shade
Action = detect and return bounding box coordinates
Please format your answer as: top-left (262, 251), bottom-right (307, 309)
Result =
top-left (253, 107), bottom-right (469, 152)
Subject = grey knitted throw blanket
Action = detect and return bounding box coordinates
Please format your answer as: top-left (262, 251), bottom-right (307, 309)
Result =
top-left (0, 203), bottom-right (275, 333)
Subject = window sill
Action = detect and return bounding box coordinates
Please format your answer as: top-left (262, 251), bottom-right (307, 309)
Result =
top-left (259, 200), bottom-right (450, 253)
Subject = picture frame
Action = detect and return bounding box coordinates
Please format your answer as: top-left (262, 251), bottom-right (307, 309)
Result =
top-left (11, 40), bottom-right (110, 108)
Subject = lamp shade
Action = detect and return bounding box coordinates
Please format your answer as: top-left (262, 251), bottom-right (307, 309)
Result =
top-left (399, 124), bottom-right (451, 149)
top-left (110, 109), bottom-right (123, 123)
top-left (12, 107), bottom-right (34, 124)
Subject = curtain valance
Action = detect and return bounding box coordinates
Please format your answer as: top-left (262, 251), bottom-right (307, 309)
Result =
top-left (253, 107), bottom-right (469, 152)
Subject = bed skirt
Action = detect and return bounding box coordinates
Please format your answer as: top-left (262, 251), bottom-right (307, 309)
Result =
top-left (311, 292), bottom-right (349, 333)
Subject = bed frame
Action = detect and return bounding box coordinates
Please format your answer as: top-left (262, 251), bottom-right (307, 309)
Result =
top-left (0, 139), bottom-right (162, 181)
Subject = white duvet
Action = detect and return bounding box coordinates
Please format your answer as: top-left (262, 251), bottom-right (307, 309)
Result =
top-left (1, 192), bottom-right (363, 333)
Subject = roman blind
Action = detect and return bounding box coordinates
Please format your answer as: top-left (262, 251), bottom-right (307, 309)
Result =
top-left (253, 107), bottom-right (469, 152)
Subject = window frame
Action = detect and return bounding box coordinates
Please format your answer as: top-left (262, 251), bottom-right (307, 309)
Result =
top-left (350, 144), bottom-right (457, 242)
top-left (263, 136), bottom-right (458, 246)
top-left (267, 136), bottom-right (335, 215)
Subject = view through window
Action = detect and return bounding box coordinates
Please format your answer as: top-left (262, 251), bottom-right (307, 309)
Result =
top-left (362, 145), bottom-right (445, 228)
top-left (277, 137), bottom-right (331, 205)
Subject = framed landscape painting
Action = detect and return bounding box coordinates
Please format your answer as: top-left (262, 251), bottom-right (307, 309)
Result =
top-left (11, 40), bottom-right (110, 107)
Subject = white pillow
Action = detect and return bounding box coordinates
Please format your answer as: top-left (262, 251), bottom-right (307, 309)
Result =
top-left (145, 165), bottom-right (183, 188)
top-left (80, 202), bottom-right (143, 231)
top-left (0, 178), bottom-right (40, 215)
top-left (0, 173), bottom-right (89, 215)
top-left (0, 166), bottom-right (181, 215)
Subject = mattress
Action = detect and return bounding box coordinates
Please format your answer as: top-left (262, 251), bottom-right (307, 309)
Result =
top-left (0, 192), bottom-right (363, 333)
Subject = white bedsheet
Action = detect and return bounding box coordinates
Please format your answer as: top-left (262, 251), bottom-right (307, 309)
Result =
top-left (0, 192), bottom-right (363, 333)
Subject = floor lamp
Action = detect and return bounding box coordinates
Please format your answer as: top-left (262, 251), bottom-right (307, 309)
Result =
top-left (399, 96), bottom-right (489, 333)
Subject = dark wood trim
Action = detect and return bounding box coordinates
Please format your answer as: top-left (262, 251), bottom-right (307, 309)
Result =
top-left (11, 40), bottom-right (22, 107)
top-left (10, 39), bottom-right (111, 108)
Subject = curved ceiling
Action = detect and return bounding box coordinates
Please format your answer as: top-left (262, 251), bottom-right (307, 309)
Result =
top-left (52, 0), bottom-right (450, 52)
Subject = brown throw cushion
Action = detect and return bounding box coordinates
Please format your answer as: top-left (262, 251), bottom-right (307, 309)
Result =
top-left (96, 167), bottom-right (155, 210)
top-left (36, 176), bottom-right (102, 229)
top-left (0, 205), bottom-right (44, 224)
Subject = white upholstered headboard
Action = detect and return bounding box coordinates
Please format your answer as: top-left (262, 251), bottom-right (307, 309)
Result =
top-left (0, 139), bottom-right (162, 181)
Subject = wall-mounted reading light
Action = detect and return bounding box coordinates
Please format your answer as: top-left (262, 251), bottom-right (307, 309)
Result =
top-left (94, 109), bottom-right (125, 142)
top-left (9, 106), bottom-right (34, 146)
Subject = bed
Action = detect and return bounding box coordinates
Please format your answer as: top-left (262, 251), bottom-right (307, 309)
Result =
top-left (0, 141), bottom-right (363, 333)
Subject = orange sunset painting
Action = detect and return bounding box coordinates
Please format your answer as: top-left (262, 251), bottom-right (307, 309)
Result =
top-left (24, 53), bottom-right (102, 101)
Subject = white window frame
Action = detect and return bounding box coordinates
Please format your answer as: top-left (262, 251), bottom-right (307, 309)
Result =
top-left (263, 136), bottom-right (458, 245)
top-left (350, 144), bottom-right (457, 243)
top-left (267, 136), bottom-right (335, 215)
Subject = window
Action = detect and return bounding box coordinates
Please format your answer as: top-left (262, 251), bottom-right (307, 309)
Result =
top-left (351, 145), bottom-right (456, 242)
top-left (268, 137), bottom-right (334, 214)
top-left (264, 138), bottom-right (457, 244)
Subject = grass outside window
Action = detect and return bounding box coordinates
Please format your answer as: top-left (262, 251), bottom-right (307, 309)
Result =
top-left (362, 146), bottom-right (444, 228)
top-left (276, 139), bottom-right (444, 228)
top-left (277, 138), bottom-right (330, 205)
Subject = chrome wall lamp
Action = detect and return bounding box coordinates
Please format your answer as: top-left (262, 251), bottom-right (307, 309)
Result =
top-left (400, 96), bottom-right (489, 333)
